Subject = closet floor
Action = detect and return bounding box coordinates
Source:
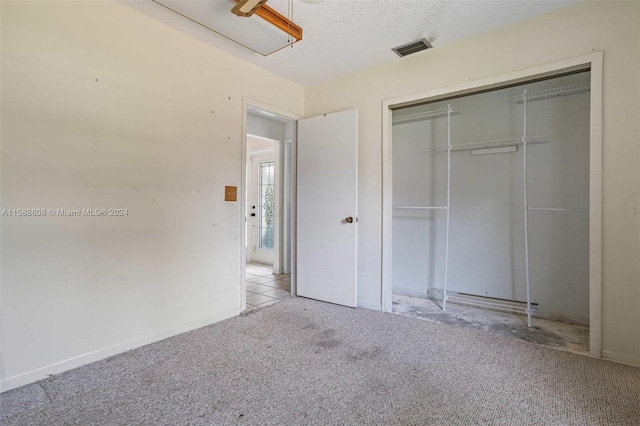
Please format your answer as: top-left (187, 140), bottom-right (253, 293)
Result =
top-left (393, 293), bottom-right (589, 354)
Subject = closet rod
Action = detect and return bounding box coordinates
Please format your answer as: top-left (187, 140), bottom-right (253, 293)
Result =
top-left (528, 207), bottom-right (588, 213)
top-left (394, 206), bottom-right (447, 210)
top-left (523, 90), bottom-right (532, 328)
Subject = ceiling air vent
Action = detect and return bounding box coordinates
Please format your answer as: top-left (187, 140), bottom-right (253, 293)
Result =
top-left (392, 38), bottom-right (433, 57)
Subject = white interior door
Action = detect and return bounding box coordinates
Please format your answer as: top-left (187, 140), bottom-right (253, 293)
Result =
top-left (297, 109), bottom-right (358, 307)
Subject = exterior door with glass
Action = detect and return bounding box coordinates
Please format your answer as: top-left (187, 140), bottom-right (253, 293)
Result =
top-left (248, 152), bottom-right (276, 265)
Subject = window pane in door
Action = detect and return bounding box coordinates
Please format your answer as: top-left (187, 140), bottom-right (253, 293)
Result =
top-left (259, 161), bottom-right (275, 250)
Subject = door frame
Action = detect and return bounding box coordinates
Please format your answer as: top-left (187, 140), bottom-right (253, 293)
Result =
top-left (381, 52), bottom-right (604, 358)
top-left (241, 97), bottom-right (303, 312)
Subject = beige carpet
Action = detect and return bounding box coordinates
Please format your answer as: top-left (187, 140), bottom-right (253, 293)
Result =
top-left (2, 297), bottom-right (639, 425)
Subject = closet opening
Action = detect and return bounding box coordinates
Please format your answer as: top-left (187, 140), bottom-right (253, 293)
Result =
top-left (388, 68), bottom-right (594, 355)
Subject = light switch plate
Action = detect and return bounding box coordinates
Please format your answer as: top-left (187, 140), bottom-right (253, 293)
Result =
top-left (225, 186), bottom-right (237, 202)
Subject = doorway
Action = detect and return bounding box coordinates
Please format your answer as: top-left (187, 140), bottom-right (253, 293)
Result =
top-left (241, 102), bottom-right (359, 312)
top-left (242, 100), bottom-right (300, 311)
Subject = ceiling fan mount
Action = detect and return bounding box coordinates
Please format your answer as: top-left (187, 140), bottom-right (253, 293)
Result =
top-left (231, 0), bottom-right (269, 17)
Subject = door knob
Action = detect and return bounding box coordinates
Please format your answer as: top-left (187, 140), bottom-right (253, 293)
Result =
top-left (345, 216), bottom-right (353, 223)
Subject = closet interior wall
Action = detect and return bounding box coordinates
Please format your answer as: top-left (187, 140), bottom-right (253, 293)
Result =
top-left (391, 71), bottom-right (591, 325)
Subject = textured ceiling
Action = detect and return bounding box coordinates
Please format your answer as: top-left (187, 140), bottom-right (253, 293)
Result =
top-left (127, 0), bottom-right (578, 87)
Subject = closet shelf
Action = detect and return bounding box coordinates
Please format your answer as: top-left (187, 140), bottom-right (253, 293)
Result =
top-left (394, 206), bottom-right (447, 210)
top-left (528, 207), bottom-right (589, 213)
top-left (392, 108), bottom-right (460, 125)
top-left (513, 83), bottom-right (590, 103)
top-left (435, 135), bottom-right (549, 152)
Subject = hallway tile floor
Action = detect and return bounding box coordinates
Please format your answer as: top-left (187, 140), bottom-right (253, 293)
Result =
top-left (246, 263), bottom-right (292, 311)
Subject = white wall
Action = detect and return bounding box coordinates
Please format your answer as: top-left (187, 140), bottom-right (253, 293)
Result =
top-left (247, 114), bottom-right (285, 143)
top-left (0, 1), bottom-right (303, 390)
top-left (392, 72), bottom-right (590, 324)
top-left (305, 2), bottom-right (640, 365)
top-left (247, 134), bottom-right (278, 155)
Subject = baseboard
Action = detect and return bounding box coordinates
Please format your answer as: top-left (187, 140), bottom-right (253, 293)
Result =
top-left (601, 350), bottom-right (640, 368)
top-left (0, 307), bottom-right (241, 393)
top-left (357, 300), bottom-right (381, 311)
